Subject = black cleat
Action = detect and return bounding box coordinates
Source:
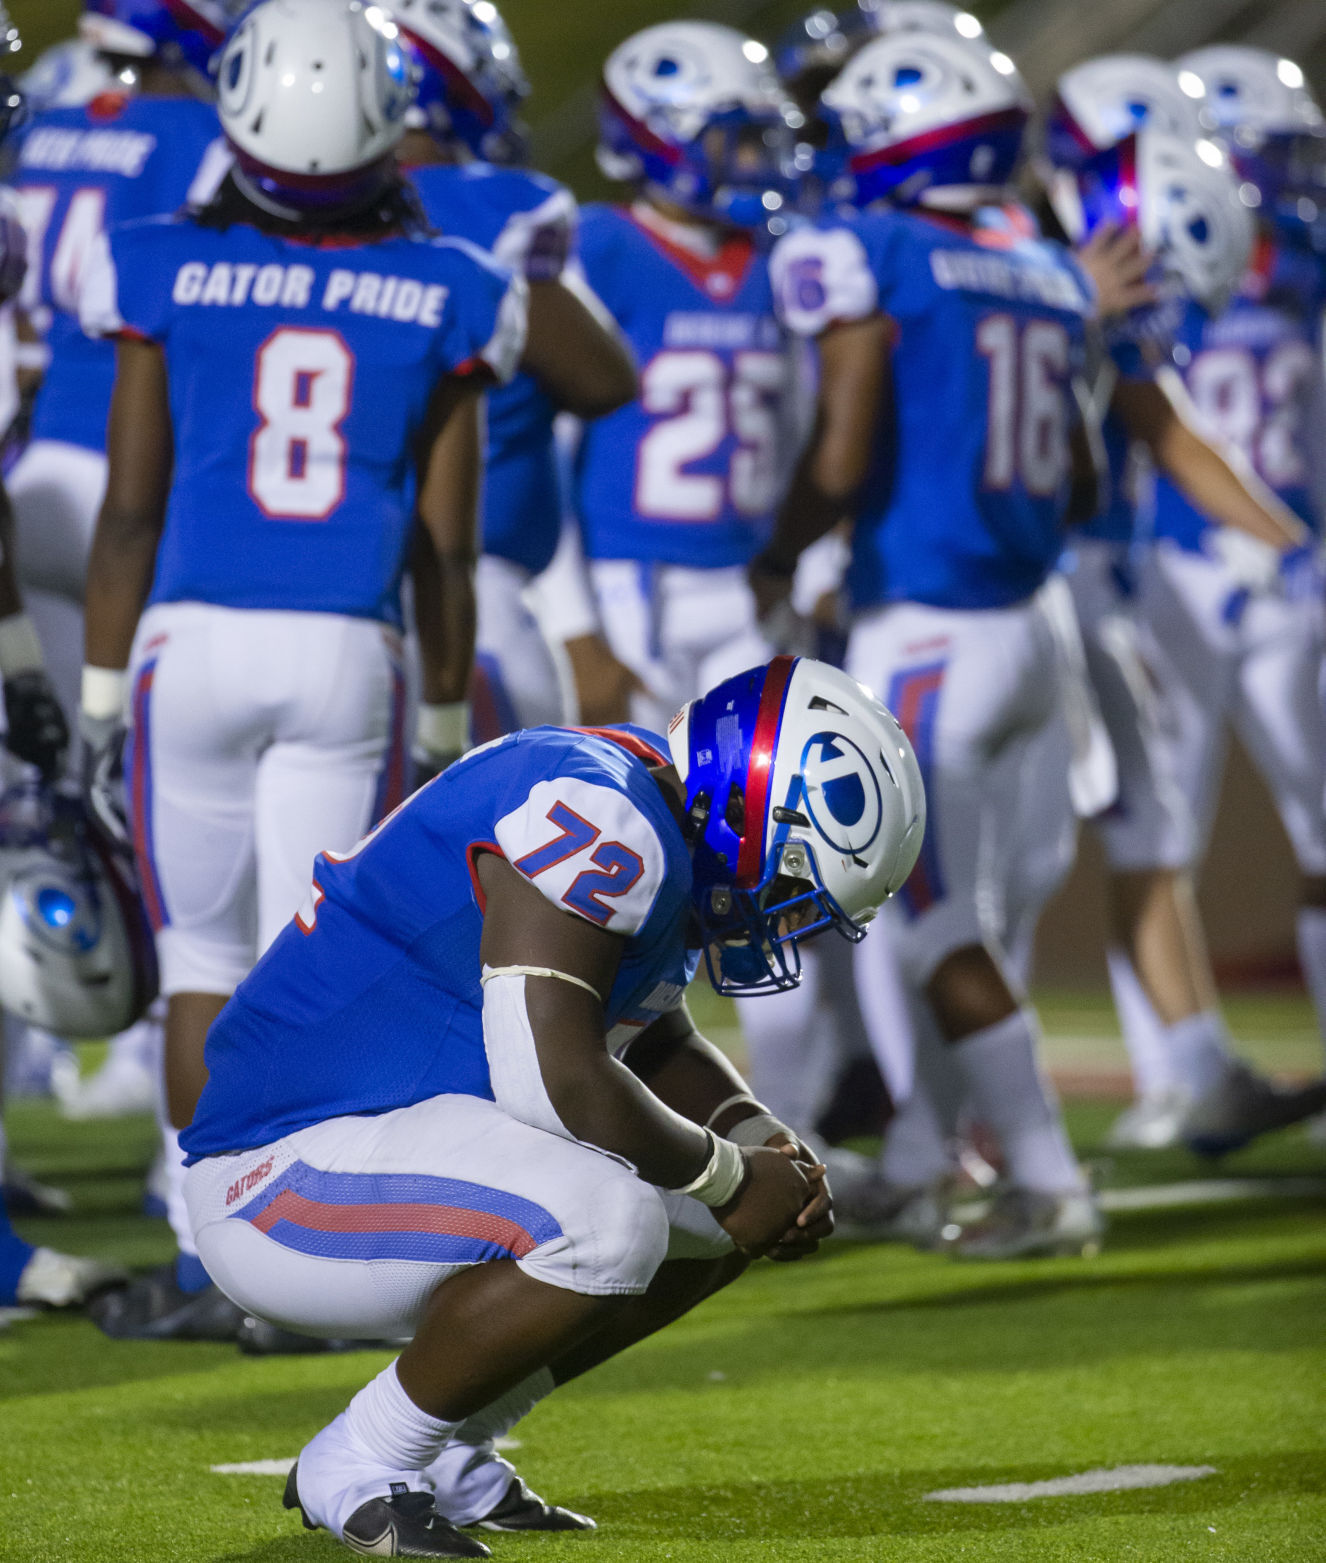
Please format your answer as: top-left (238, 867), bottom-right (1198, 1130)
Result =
top-left (88, 1264), bottom-right (244, 1341)
top-left (472, 1476), bottom-right (596, 1533)
top-left (284, 1461), bottom-right (491, 1558)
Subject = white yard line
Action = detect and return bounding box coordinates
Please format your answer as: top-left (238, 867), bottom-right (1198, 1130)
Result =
top-left (1097, 1176), bottom-right (1326, 1212)
top-left (924, 1464), bottom-right (1218, 1503)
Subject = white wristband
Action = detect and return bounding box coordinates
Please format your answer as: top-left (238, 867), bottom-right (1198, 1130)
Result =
top-left (673, 1128), bottom-right (746, 1208)
top-left (415, 700), bottom-right (468, 757)
top-left (725, 1113), bottom-right (795, 1149)
top-left (81, 664), bottom-right (128, 721)
top-left (0, 613), bottom-right (44, 676)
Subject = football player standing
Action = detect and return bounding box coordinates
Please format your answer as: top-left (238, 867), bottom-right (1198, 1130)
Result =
top-left (76, 0), bottom-right (526, 1339)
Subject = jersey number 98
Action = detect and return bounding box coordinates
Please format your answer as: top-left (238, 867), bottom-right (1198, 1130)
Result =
top-left (248, 327), bottom-right (354, 520)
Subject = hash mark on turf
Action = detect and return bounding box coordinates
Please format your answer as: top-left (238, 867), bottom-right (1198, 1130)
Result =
top-left (924, 1464), bottom-right (1217, 1503)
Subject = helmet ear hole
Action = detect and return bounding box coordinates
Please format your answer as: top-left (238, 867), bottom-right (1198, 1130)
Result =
top-left (724, 784), bottom-right (746, 833)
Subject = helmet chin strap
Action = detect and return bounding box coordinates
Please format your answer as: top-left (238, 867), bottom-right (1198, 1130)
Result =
top-left (231, 166), bottom-right (305, 222)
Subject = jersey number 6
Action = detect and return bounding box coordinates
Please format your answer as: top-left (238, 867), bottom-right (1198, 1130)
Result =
top-left (248, 326), bottom-right (355, 520)
top-left (514, 801), bottom-right (645, 927)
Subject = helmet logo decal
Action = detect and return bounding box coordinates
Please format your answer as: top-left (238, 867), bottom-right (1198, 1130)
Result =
top-left (800, 731), bottom-right (883, 855)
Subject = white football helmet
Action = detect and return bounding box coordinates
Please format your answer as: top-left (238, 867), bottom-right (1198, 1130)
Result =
top-left (598, 22), bottom-right (800, 232)
top-left (669, 655), bottom-right (925, 994)
top-left (21, 39), bottom-right (118, 112)
top-left (217, 0), bottom-right (414, 208)
top-left (1048, 54), bottom-right (1208, 163)
top-left (1175, 46), bottom-right (1326, 230)
top-left (1050, 127), bottom-right (1253, 315)
top-left (0, 789), bottom-right (157, 1040)
top-left (820, 29), bottom-right (1032, 209)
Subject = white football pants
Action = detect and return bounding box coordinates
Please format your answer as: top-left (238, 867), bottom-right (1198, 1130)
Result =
top-left (1138, 540), bottom-right (1326, 875)
top-left (6, 439), bottom-right (107, 740)
top-left (127, 602), bottom-right (408, 997)
top-left (187, 1092), bottom-right (733, 1338)
top-left (472, 554), bottom-right (567, 743)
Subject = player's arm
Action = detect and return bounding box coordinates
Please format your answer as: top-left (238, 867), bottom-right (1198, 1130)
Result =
top-left (520, 272), bottom-right (637, 418)
top-left (1065, 374), bottom-right (1107, 526)
top-left (475, 850), bottom-right (810, 1253)
top-left (749, 314), bottom-right (890, 618)
top-left (621, 1005), bottom-right (833, 1259)
top-left (410, 376), bottom-right (486, 774)
top-left (0, 480), bottom-right (68, 779)
top-left (84, 337), bottom-right (173, 673)
top-left (1113, 373), bottom-right (1308, 550)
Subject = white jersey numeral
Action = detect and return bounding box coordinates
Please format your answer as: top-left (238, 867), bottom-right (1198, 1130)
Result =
top-left (635, 348), bottom-right (789, 521)
top-left (248, 327), bottom-right (354, 520)
top-left (976, 313), bottom-right (1071, 497)
top-left (16, 185), bottom-right (107, 315)
top-left (1187, 340), bottom-right (1315, 491)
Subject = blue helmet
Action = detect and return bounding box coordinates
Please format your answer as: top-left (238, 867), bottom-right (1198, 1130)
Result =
top-left (80, 0), bottom-right (237, 79)
top-left (388, 0), bottom-right (529, 164)
top-left (598, 22), bottom-right (802, 237)
top-left (818, 28), bottom-right (1031, 211)
top-left (668, 656), bottom-right (925, 995)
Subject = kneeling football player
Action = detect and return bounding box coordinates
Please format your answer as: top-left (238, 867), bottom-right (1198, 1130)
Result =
top-left (180, 654), bottom-right (923, 1555)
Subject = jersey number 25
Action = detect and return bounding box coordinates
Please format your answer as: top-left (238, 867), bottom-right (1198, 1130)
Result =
top-left (248, 327), bottom-right (354, 520)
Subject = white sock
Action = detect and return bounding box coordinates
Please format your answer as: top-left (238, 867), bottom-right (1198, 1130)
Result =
top-left (298, 1362), bottom-right (459, 1538)
top-left (426, 1368), bottom-right (555, 1525)
top-left (852, 912), bottom-right (916, 1102)
top-left (1162, 1011), bottom-right (1231, 1100)
top-left (157, 1124), bottom-right (197, 1258)
top-left (1296, 908), bottom-right (1326, 1062)
top-left (951, 1010), bottom-right (1083, 1194)
top-left (1106, 947), bottom-right (1174, 1097)
top-left (879, 1079), bottom-right (952, 1188)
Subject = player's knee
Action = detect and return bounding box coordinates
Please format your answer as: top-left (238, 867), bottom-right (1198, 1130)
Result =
top-left (524, 1160), bottom-right (669, 1297)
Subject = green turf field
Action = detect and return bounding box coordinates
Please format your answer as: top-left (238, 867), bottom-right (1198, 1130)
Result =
top-left (3, 989), bottom-right (1324, 1563)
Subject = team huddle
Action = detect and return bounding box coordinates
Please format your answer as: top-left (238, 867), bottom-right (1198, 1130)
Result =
top-left (0, 0), bottom-right (1323, 1553)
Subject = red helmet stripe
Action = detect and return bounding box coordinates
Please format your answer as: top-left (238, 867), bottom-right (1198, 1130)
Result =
top-left (399, 25), bottom-right (496, 127)
top-left (849, 106), bottom-right (1028, 174)
top-left (735, 654), bottom-right (797, 889)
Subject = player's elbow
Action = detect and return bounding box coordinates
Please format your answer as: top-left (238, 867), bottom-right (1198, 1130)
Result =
top-left (548, 345), bottom-right (638, 419)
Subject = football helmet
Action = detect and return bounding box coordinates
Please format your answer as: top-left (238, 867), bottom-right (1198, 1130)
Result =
top-left (0, 785), bottom-right (157, 1039)
top-left (776, 1), bottom-right (985, 101)
top-left (80, 0), bottom-right (237, 78)
top-left (1175, 46), bottom-right (1326, 234)
top-left (819, 29), bottom-right (1032, 210)
top-left (217, 0), bottom-right (414, 212)
top-left (0, 5), bottom-right (22, 145)
top-left (1050, 128), bottom-right (1253, 321)
top-left (21, 38), bottom-right (118, 112)
top-left (669, 655), bottom-right (925, 995)
top-left (387, 0), bottom-right (529, 163)
top-left (1045, 54), bottom-right (1208, 168)
top-left (597, 22), bottom-right (802, 235)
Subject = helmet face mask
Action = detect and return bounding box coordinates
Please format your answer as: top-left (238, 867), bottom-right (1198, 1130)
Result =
top-left (671, 656), bottom-right (925, 997)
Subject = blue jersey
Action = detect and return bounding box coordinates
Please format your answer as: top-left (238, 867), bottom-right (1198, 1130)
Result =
top-left (181, 724), bottom-right (698, 1160)
top-left (410, 161), bottom-right (576, 575)
top-left (80, 210), bottom-right (524, 625)
top-left (773, 204), bottom-right (1094, 610)
top-left (573, 204), bottom-right (801, 570)
top-left (13, 92), bottom-right (222, 452)
top-left (1153, 233), bottom-right (1326, 550)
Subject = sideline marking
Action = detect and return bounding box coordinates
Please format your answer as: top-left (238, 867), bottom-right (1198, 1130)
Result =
top-left (1097, 1177), bottom-right (1326, 1213)
top-left (924, 1464), bottom-right (1218, 1503)
top-left (212, 1437), bottom-right (521, 1476)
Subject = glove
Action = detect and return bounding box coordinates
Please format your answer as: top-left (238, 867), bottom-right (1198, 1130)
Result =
top-left (3, 670), bottom-right (69, 779)
top-left (79, 707), bottom-right (130, 851)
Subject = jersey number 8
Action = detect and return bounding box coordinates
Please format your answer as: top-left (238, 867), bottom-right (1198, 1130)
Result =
top-left (248, 327), bottom-right (354, 520)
